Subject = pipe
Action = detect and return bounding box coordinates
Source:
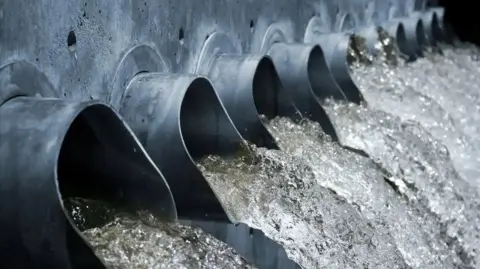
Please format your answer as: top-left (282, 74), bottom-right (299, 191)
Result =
top-left (119, 74), bottom-right (301, 268)
top-left (389, 17), bottom-right (428, 58)
top-left (0, 96), bottom-right (177, 269)
top-left (266, 42), bottom-right (344, 140)
top-left (305, 32), bottom-right (365, 104)
top-left (120, 73), bottom-right (244, 221)
top-left (195, 32), bottom-right (302, 149)
top-left (109, 45), bottom-right (300, 268)
top-left (411, 10), bottom-right (442, 46)
top-left (202, 55), bottom-right (302, 147)
top-left (429, 7), bottom-right (455, 44)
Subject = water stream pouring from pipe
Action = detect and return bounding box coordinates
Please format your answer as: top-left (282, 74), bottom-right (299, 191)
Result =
top-left (106, 44), bottom-right (301, 267)
top-left (0, 61), bottom-right (177, 268)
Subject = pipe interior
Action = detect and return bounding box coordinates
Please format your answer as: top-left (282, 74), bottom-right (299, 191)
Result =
top-left (58, 104), bottom-right (174, 231)
top-left (252, 57), bottom-right (280, 119)
top-left (180, 78), bottom-right (241, 159)
top-left (416, 20), bottom-right (427, 48)
top-left (307, 46), bottom-right (329, 94)
top-left (396, 23), bottom-right (409, 55)
top-left (431, 13), bottom-right (443, 42)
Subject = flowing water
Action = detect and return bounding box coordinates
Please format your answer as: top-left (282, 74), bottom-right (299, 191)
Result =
top-left (68, 44), bottom-right (480, 269)
top-left (66, 199), bottom-right (255, 269)
top-left (351, 45), bottom-right (480, 184)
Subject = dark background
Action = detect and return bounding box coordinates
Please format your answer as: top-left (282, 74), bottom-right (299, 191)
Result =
top-left (437, 0), bottom-right (480, 45)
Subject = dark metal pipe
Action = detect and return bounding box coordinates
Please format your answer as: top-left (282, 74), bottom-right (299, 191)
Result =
top-left (305, 32), bottom-right (365, 104)
top-left (0, 97), bottom-right (177, 269)
top-left (196, 32), bottom-right (302, 149)
top-left (411, 10), bottom-right (443, 46)
top-left (120, 73), bottom-right (244, 221)
top-left (266, 42), bottom-right (344, 140)
top-left (389, 17), bottom-right (428, 58)
top-left (119, 72), bottom-right (302, 269)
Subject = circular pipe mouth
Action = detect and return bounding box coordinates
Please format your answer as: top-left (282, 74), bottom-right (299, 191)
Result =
top-left (180, 77), bottom-right (242, 159)
top-left (58, 104), bottom-right (177, 229)
top-left (252, 57), bottom-right (281, 119)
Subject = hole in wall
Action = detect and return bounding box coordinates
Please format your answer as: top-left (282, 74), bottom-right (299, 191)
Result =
top-left (67, 30), bottom-right (77, 53)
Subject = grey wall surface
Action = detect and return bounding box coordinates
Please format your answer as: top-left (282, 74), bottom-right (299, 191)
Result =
top-left (0, 0), bottom-right (424, 103)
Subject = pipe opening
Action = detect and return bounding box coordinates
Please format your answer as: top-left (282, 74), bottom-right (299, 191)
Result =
top-left (416, 20), bottom-right (427, 49)
top-left (180, 78), bottom-right (241, 159)
top-left (252, 57), bottom-right (280, 119)
top-left (59, 104), bottom-right (175, 231)
top-left (396, 23), bottom-right (409, 54)
top-left (431, 13), bottom-right (442, 43)
top-left (307, 46), bottom-right (330, 95)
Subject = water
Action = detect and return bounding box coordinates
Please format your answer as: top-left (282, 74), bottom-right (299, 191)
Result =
top-left (66, 199), bottom-right (255, 268)
top-left (199, 138), bottom-right (407, 269)
top-left (70, 45), bottom-right (480, 268)
top-left (83, 216), bottom-right (255, 269)
top-left (351, 46), bottom-right (480, 185)
top-left (323, 103), bottom-right (480, 268)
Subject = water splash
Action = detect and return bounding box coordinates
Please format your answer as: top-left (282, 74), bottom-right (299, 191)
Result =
top-left (65, 199), bottom-right (255, 268)
top-left (266, 117), bottom-right (467, 268)
top-left (323, 103), bottom-right (480, 268)
top-left (198, 138), bottom-right (408, 269)
top-left (63, 46), bottom-right (480, 269)
top-left (351, 45), bottom-right (480, 189)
